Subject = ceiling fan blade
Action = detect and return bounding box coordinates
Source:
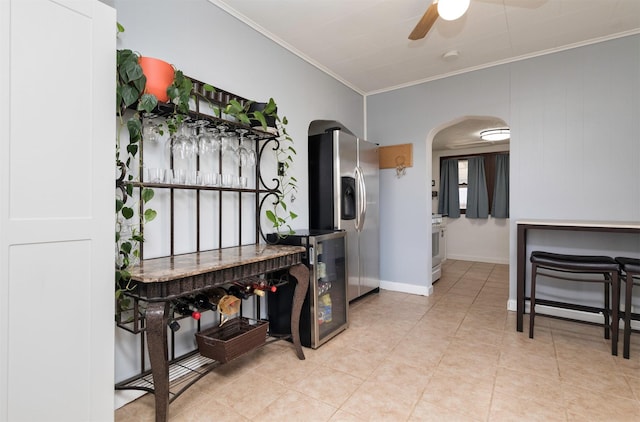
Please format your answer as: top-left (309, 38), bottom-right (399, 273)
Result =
top-left (408, 2), bottom-right (439, 40)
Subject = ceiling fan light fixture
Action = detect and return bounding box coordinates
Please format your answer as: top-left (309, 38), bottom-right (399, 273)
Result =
top-left (480, 128), bottom-right (510, 141)
top-left (437, 0), bottom-right (470, 21)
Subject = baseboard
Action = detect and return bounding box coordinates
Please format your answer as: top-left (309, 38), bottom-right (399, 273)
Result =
top-left (115, 390), bottom-right (146, 410)
top-left (380, 279), bottom-right (433, 296)
top-left (447, 253), bottom-right (509, 265)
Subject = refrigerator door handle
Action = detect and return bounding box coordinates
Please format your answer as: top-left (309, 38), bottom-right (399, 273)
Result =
top-left (355, 166), bottom-right (367, 232)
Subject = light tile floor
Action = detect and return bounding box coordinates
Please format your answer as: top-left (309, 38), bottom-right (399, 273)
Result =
top-left (115, 260), bottom-right (640, 421)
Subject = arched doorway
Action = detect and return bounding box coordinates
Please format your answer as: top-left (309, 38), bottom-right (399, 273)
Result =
top-left (428, 115), bottom-right (510, 283)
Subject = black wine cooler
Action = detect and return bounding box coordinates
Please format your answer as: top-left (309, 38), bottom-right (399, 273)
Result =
top-left (267, 230), bottom-right (348, 348)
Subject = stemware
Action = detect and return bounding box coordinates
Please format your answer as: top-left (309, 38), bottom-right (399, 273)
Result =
top-left (246, 134), bottom-right (258, 167)
top-left (197, 126), bottom-right (221, 175)
top-left (235, 129), bottom-right (249, 168)
top-left (142, 114), bottom-right (161, 143)
top-left (221, 130), bottom-right (237, 158)
top-left (165, 120), bottom-right (198, 181)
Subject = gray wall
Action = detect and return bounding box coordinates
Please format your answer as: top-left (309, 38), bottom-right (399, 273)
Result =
top-left (367, 35), bottom-right (640, 302)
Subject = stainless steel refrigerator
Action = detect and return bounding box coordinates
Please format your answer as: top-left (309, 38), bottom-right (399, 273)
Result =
top-left (308, 127), bottom-right (380, 302)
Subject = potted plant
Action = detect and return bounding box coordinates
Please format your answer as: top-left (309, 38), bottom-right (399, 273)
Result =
top-left (137, 56), bottom-right (174, 102)
top-left (248, 100), bottom-right (278, 134)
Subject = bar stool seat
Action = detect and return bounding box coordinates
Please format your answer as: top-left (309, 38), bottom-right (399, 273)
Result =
top-left (615, 257), bottom-right (640, 359)
top-left (529, 251), bottom-right (620, 356)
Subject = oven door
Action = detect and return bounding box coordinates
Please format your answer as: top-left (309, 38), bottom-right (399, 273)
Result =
top-left (432, 224), bottom-right (442, 281)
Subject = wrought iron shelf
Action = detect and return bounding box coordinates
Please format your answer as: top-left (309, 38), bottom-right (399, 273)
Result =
top-left (127, 181), bottom-right (271, 194)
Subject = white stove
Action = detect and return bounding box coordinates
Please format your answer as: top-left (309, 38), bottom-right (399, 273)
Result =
top-left (432, 214), bottom-right (443, 282)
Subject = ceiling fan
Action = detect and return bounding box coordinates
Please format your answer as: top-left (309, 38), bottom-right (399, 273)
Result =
top-left (409, 0), bottom-right (470, 40)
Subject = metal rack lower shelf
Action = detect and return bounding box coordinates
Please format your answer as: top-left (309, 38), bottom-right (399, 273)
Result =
top-left (115, 351), bottom-right (218, 404)
top-left (115, 335), bottom-right (292, 403)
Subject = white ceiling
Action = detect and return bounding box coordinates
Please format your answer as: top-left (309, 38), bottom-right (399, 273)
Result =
top-left (209, 0), bottom-right (640, 148)
top-left (211, 0), bottom-right (640, 95)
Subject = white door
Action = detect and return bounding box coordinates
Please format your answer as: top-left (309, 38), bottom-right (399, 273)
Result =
top-left (0, 1), bottom-right (115, 421)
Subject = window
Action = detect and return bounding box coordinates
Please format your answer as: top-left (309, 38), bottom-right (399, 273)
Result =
top-left (441, 152), bottom-right (505, 215)
top-left (458, 160), bottom-right (468, 209)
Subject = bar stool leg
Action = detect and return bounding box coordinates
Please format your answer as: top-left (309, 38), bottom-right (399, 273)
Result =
top-left (624, 272), bottom-right (632, 359)
top-left (604, 274), bottom-right (610, 340)
top-left (529, 263), bottom-right (537, 339)
top-left (612, 272), bottom-right (619, 356)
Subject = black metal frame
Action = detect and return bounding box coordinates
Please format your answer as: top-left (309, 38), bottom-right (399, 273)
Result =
top-left (114, 76), bottom-right (302, 421)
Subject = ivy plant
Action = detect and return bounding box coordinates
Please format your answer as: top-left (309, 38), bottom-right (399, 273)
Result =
top-left (115, 47), bottom-right (158, 310)
top-left (223, 97), bottom-right (298, 237)
top-left (256, 99), bottom-right (299, 237)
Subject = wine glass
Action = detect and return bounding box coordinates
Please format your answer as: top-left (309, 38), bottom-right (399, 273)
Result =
top-left (197, 126), bottom-right (220, 175)
top-left (172, 122), bottom-right (194, 160)
top-left (221, 130), bottom-right (237, 158)
top-left (198, 126), bottom-right (219, 157)
top-left (142, 114), bottom-right (161, 143)
top-left (246, 134), bottom-right (258, 167)
top-left (165, 120), bottom-right (197, 182)
top-left (235, 129), bottom-right (249, 168)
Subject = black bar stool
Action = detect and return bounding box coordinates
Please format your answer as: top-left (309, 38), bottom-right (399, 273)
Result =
top-left (529, 251), bottom-right (620, 355)
top-left (615, 257), bottom-right (640, 359)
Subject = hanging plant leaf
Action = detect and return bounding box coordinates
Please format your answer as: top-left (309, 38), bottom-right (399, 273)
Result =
top-left (141, 188), bottom-right (154, 203)
top-left (127, 143), bottom-right (138, 156)
top-left (251, 110), bottom-right (267, 129)
top-left (120, 84), bottom-right (139, 108)
top-left (138, 94), bottom-right (157, 113)
top-left (144, 208), bottom-right (157, 222)
top-left (264, 98), bottom-right (277, 115)
top-left (122, 207), bottom-right (134, 219)
top-left (127, 118), bottom-right (142, 142)
top-left (266, 210), bottom-right (277, 225)
top-left (121, 241), bottom-right (132, 254)
top-left (121, 57), bottom-right (144, 84)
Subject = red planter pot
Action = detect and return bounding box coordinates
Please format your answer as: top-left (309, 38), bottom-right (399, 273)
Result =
top-left (138, 56), bottom-right (174, 102)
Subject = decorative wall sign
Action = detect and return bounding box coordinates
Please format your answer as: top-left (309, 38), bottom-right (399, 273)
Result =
top-left (378, 143), bottom-right (413, 178)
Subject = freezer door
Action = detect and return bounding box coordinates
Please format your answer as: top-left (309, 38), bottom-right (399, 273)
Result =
top-left (334, 130), bottom-right (360, 301)
top-left (357, 139), bottom-right (380, 296)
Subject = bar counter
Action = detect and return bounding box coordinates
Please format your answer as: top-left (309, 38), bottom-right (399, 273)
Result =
top-left (516, 219), bottom-right (640, 332)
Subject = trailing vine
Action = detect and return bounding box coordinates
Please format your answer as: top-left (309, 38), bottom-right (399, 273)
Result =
top-left (265, 111), bottom-right (298, 237)
top-left (115, 48), bottom-right (158, 311)
top-left (223, 98), bottom-right (299, 238)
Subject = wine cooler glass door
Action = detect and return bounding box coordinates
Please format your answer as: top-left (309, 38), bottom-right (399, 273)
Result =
top-left (311, 232), bottom-right (348, 347)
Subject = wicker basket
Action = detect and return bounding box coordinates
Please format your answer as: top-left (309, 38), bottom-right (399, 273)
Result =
top-left (195, 317), bottom-right (269, 363)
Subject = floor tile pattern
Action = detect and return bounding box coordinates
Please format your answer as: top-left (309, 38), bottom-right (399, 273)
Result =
top-left (115, 260), bottom-right (640, 421)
